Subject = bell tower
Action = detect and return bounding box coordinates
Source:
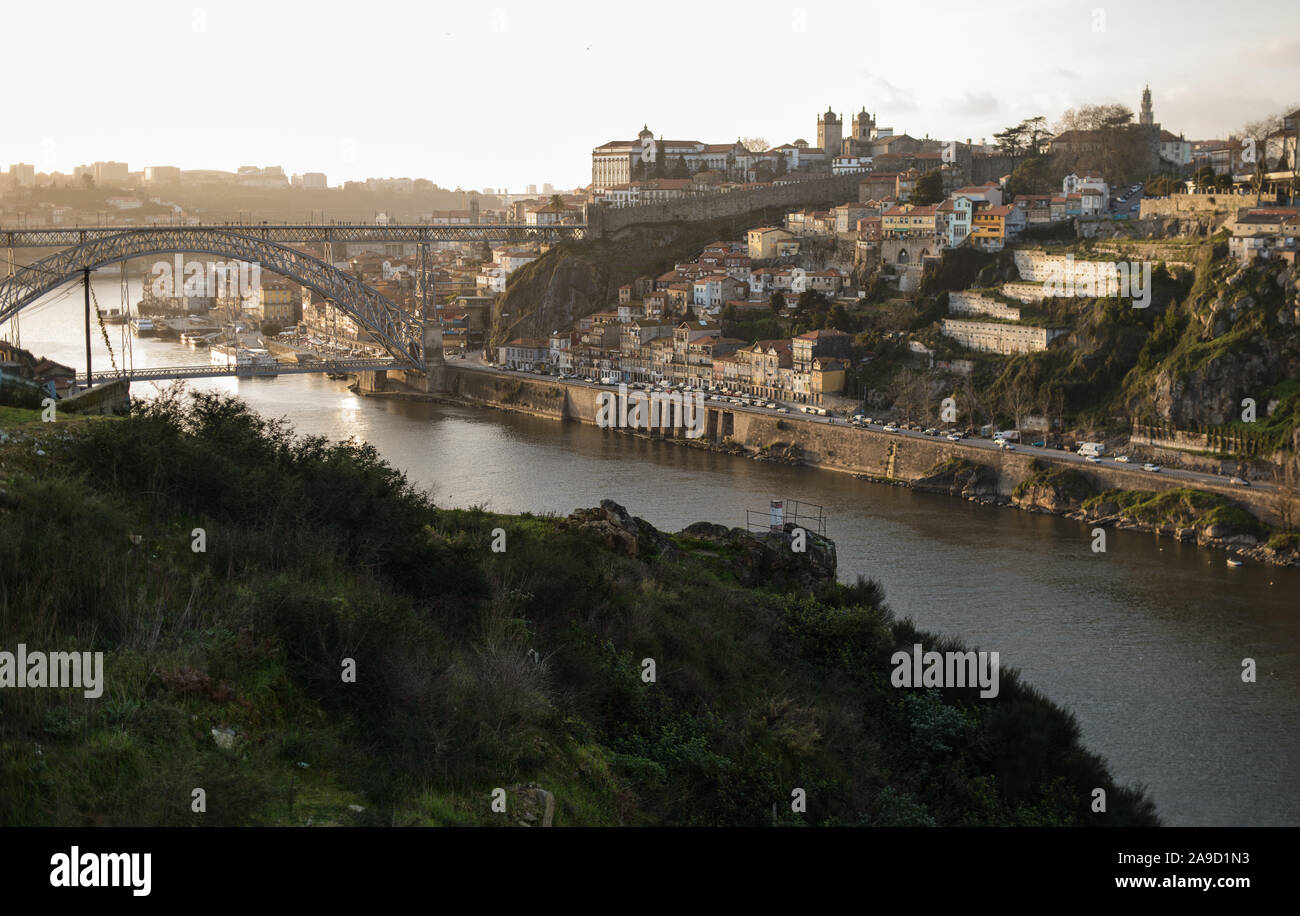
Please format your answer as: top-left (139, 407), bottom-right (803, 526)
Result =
top-left (817, 106), bottom-right (842, 155)
top-left (852, 107), bottom-right (875, 141)
top-left (1140, 85), bottom-right (1154, 128)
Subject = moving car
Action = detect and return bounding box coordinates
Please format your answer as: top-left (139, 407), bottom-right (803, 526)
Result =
top-left (946, 432), bottom-right (962, 441)
top-left (1142, 463), bottom-right (1162, 472)
top-left (1086, 455), bottom-right (1101, 463)
top-left (1230, 476), bottom-right (1250, 486)
top-left (1114, 455), bottom-right (1130, 463)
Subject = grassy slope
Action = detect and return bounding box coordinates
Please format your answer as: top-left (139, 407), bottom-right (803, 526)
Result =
top-left (0, 392), bottom-right (1158, 826)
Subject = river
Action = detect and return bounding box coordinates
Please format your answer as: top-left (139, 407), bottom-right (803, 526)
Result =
top-left (8, 273), bottom-right (1300, 827)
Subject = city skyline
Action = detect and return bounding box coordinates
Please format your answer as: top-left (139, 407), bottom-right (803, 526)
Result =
top-left (3, 0), bottom-right (1297, 190)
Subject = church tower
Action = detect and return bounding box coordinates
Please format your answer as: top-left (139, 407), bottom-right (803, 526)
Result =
top-left (817, 106), bottom-right (842, 155)
top-left (1139, 85), bottom-right (1154, 128)
top-left (852, 106), bottom-right (875, 141)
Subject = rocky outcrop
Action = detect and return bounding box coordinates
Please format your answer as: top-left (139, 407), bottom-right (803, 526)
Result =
top-left (681, 519), bottom-right (837, 592)
top-left (758, 441), bottom-right (805, 465)
top-left (1012, 465), bottom-right (1096, 513)
top-left (564, 499), bottom-right (682, 562)
top-left (913, 458), bottom-right (997, 499)
top-left (563, 500), bottom-right (838, 592)
top-left (506, 783), bottom-right (555, 827)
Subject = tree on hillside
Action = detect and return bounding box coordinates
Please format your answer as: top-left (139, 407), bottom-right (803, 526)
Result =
top-left (1274, 459), bottom-right (1300, 533)
top-left (993, 117), bottom-right (1050, 162)
top-left (1241, 113), bottom-right (1285, 203)
top-left (1054, 103), bottom-right (1133, 134)
top-left (770, 291), bottom-right (786, 314)
top-left (796, 289), bottom-right (829, 314)
top-left (1052, 104), bottom-right (1146, 181)
top-left (827, 302), bottom-right (854, 332)
top-left (1000, 373), bottom-right (1039, 432)
top-left (910, 169), bottom-right (944, 206)
top-left (669, 156), bottom-right (690, 179)
top-left (549, 194), bottom-right (566, 210)
top-left (892, 370), bottom-right (927, 425)
top-left (740, 137), bottom-right (769, 153)
top-left (1006, 155), bottom-right (1057, 196)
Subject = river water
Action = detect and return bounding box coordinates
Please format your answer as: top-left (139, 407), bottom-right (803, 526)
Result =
top-left (9, 274), bottom-right (1300, 826)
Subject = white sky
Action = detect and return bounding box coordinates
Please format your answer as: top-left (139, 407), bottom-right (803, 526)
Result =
top-left (5, 0), bottom-right (1298, 190)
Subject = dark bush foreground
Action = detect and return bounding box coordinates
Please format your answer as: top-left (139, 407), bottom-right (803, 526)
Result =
top-left (0, 391), bottom-right (1158, 826)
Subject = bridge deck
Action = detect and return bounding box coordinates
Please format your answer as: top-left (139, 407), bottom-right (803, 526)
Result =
top-left (90, 358), bottom-right (413, 383)
top-left (2, 224), bottom-right (586, 247)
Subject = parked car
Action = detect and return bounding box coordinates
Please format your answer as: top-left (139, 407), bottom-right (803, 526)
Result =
top-left (1230, 476), bottom-right (1250, 486)
top-left (1031, 440), bottom-right (1045, 447)
top-left (946, 432), bottom-right (962, 441)
top-left (1114, 455), bottom-right (1130, 463)
top-left (1086, 455), bottom-right (1101, 463)
top-left (1142, 463), bottom-right (1162, 472)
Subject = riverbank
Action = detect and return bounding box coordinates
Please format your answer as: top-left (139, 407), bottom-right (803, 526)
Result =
top-left (361, 367), bottom-right (1300, 568)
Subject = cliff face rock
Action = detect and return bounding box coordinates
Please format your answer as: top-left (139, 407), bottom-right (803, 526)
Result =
top-left (492, 254), bottom-right (607, 350)
top-left (1126, 259), bottom-right (1300, 431)
top-left (1151, 340), bottom-right (1292, 426)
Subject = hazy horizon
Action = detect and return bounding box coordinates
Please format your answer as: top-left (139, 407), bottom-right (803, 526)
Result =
top-left (4, 0), bottom-right (1298, 190)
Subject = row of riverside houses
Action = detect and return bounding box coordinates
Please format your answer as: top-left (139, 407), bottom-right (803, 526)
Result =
top-left (498, 321), bottom-right (853, 406)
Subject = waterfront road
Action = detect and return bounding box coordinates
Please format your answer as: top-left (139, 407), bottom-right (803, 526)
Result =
top-left (452, 355), bottom-right (1273, 495)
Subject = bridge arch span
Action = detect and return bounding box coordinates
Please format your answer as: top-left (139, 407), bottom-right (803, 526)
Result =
top-left (0, 228), bottom-right (427, 368)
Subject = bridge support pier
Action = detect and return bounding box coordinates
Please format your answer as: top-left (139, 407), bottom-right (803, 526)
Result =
top-left (419, 322), bottom-right (448, 394)
top-left (357, 370), bottom-right (388, 393)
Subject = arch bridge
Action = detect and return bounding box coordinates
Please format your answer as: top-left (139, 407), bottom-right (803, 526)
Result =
top-left (0, 226), bottom-right (460, 372)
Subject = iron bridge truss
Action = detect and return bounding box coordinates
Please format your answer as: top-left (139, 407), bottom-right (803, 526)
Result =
top-left (1, 223), bottom-right (586, 248)
top-left (90, 357), bottom-right (411, 383)
top-left (0, 228), bottom-right (434, 369)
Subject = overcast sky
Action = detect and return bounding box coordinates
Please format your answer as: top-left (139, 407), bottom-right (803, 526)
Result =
top-left (5, 0), bottom-right (1298, 191)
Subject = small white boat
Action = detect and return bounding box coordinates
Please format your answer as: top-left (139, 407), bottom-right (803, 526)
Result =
top-left (1226, 558), bottom-right (1243, 568)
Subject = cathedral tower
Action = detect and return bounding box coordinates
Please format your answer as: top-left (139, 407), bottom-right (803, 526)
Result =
top-left (817, 106), bottom-right (842, 155)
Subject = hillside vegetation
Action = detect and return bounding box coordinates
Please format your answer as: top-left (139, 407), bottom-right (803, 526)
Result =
top-left (0, 392), bottom-right (1158, 826)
